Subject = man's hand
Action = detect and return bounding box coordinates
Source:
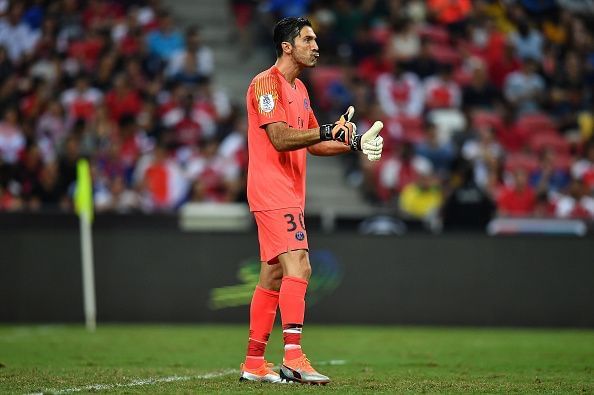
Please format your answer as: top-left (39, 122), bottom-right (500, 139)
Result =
top-left (320, 106), bottom-right (384, 161)
top-left (320, 106), bottom-right (357, 146)
top-left (359, 121), bottom-right (384, 161)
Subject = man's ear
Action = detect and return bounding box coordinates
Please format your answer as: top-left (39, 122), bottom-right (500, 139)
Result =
top-left (281, 41), bottom-right (292, 55)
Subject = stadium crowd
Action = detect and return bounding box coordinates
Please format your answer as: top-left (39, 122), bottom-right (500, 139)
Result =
top-left (242, 0), bottom-right (594, 226)
top-left (0, 0), bottom-right (245, 213)
top-left (1, 0), bottom-right (594, 227)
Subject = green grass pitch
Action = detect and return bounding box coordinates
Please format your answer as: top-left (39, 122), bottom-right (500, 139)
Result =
top-left (1, 324), bottom-right (593, 393)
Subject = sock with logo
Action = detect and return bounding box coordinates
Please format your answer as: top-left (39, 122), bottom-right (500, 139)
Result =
top-left (279, 276), bottom-right (308, 361)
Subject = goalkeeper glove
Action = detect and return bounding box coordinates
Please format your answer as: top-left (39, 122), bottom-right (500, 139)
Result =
top-left (358, 120), bottom-right (384, 161)
top-left (320, 106), bottom-right (384, 161)
top-left (320, 106), bottom-right (357, 148)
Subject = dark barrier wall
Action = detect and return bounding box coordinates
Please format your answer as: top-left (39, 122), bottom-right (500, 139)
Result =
top-left (1, 216), bottom-right (593, 326)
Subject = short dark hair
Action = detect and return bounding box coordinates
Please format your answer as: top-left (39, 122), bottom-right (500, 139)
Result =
top-left (273, 17), bottom-right (312, 58)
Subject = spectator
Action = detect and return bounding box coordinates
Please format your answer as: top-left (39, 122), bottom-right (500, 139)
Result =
top-left (230, 0), bottom-right (257, 57)
top-left (427, 0), bottom-right (471, 38)
top-left (16, 145), bottom-right (44, 203)
top-left (116, 114), bottom-right (154, 182)
top-left (405, 38), bottom-right (439, 80)
top-left (487, 40), bottom-right (521, 90)
top-left (552, 178), bottom-right (594, 218)
top-left (571, 140), bottom-right (594, 192)
top-left (496, 169), bottom-right (536, 216)
top-left (136, 143), bottom-right (186, 211)
top-left (376, 143), bottom-right (427, 203)
top-left (0, 182), bottom-right (22, 211)
top-left (549, 51), bottom-right (588, 132)
top-left (57, 136), bottom-right (82, 197)
top-left (82, 0), bottom-right (124, 31)
top-left (36, 99), bottom-right (67, 163)
top-left (0, 107), bottom-right (25, 165)
top-left (398, 158), bottom-right (443, 221)
top-left (530, 148), bottom-right (571, 195)
top-left (462, 124), bottom-right (504, 190)
top-left (171, 93), bottom-right (204, 153)
top-left (167, 26), bottom-right (214, 81)
top-left (95, 174), bottom-right (140, 213)
top-left (376, 62), bottom-right (424, 117)
top-left (414, 120), bottom-right (455, 177)
top-left (57, 0), bottom-right (84, 48)
top-left (185, 137), bottom-right (241, 203)
top-left (105, 73), bottom-right (142, 122)
top-left (332, 0), bottom-right (364, 45)
top-left (67, 25), bottom-right (108, 72)
top-left (60, 74), bottom-right (103, 122)
top-left (442, 160), bottom-right (496, 230)
top-left (423, 63), bottom-right (461, 110)
top-left (503, 58), bottom-right (546, 114)
top-left (386, 18), bottom-right (421, 63)
top-left (462, 60), bottom-right (500, 111)
top-left (0, 45), bottom-right (13, 85)
top-left (349, 22), bottom-right (381, 67)
top-left (509, 21), bottom-right (544, 62)
top-left (146, 9), bottom-right (184, 60)
top-left (29, 161), bottom-right (68, 211)
top-left (262, 0), bottom-right (311, 19)
top-left (0, 2), bottom-right (40, 63)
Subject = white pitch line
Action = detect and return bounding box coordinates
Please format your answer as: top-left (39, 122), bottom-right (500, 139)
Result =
top-left (35, 369), bottom-right (237, 395)
top-left (34, 360), bottom-right (347, 394)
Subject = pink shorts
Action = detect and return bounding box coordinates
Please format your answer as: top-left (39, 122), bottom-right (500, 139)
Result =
top-left (253, 207), bottom-right (309, 263)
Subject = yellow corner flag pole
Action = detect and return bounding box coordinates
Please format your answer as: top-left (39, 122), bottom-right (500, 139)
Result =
top-left (75, 159), bottom-right (96, 332)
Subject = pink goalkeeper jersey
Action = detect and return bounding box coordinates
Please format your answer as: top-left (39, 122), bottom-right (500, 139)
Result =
top-left (246, 66), bottom-right (319, 212)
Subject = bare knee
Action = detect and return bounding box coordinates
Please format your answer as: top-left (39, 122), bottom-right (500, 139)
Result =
top-left (280, 250), bottom-right (311, 281)
top-left (258, 262), bottom-right (283, 291)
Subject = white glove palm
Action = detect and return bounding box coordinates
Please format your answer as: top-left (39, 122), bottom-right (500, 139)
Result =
top-left (360, 121), bottom-right (384, 161)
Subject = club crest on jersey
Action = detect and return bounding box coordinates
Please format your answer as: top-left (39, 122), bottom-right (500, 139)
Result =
top-left (295, 231), bottom-right (305, 241)
top-left (259, 94), bottom-right (275, 113)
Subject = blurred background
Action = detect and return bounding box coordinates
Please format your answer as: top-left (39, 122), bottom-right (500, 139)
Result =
top-left (0, 0), bottom-right (593, 327)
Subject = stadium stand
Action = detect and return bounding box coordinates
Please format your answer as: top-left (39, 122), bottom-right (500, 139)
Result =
top-left (0, 0), bottom-right (593, 226)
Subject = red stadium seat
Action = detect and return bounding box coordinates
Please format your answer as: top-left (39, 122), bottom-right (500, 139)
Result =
top-left (515, 113), bottom-right (557, 135)
top-left (504, 152), bottom-right (539, 173)
top-left (529, 133), bottom-right (571, 155)
top-left (471, 111), bottom-right (504, 131)
top-left (370, 24), bottom-right (391, 46)
top-left (395, 115), bottom-right (423, 130)
top-left (428, 44), bottom-right (462, 66)
top-left (418, 25), bottom-right (450, 45)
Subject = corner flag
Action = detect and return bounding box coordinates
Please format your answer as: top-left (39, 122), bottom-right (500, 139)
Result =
top-left (75, 159), bottom-right (94, 223)
top-left (76, 158), bottom-right (96, 331)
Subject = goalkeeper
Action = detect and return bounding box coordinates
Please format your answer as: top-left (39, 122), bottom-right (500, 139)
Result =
top-left (240, 17), bottom-right (383, 385)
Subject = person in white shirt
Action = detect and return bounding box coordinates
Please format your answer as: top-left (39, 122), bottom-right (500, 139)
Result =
top-left (0, 3), bottom-right (40, 63)
top-left (376, 62), bottom-right (424, 118)
top-left (0, 107), bottom-right (25, 165)
top-left (167, 25), bottom-right (214, 80)
top-left (504, 58), bottom-right (546, 114)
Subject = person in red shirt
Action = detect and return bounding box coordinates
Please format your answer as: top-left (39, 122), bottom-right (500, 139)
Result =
top-left (105, 73), bottom-right (142, 122)
top-left (240, 17), bottom-right (384, 384)
top-left (497, 169), bottom-right (536, 217)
